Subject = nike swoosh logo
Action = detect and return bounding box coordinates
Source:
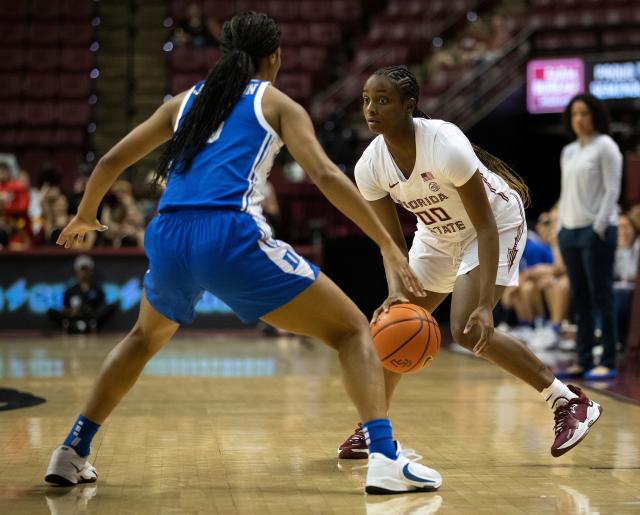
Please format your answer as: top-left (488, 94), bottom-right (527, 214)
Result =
top-left (71, 463), bottom-right (81, 473)
top-left (402, 463), bottom-right (437, 483)
top-left (389, 182), bottom-right (399, 188)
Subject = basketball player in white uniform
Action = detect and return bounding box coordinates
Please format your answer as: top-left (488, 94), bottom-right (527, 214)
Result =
top-left (337, 66), bottom-right (602, 460)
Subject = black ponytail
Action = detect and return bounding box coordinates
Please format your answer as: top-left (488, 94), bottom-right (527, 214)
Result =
top-left (155, 12), bottom-right (281, 184)
top-left (372, 65), bottom-right (531, 207)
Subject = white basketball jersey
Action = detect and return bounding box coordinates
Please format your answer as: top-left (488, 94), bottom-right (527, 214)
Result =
top-left (355, 118), bottom-right (520, 242)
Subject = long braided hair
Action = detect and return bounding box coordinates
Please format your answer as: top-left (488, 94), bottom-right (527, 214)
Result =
top-left (372, 66), bottom-right (531, 207)
top-left (154, 12), bottom-right (281, 184)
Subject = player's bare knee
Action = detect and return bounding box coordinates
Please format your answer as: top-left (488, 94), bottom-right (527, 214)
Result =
top-left (326, 314), bottom-right (370, 350)
top-left (129, 324), bottom-right (165, 356)
top-left (450, 321), bottom-right (475, 351)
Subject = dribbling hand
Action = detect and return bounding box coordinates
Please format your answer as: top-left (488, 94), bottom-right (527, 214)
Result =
top-left (56, 215), bottom-right (108, 249)
top-left (372, 293), bottom-right (409, 325)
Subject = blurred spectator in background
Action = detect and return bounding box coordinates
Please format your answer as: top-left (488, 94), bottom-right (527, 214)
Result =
top-left (628, 204), bottom-right (640, 234)
top-left (557, 94), bottom-right (622, 381)
top-left (526, 207), bottom-right (572, 351)
top-left (0, 162), bottom-right (30, 250)
top-left (0, 203), bottom-right (11, 249)
top-left (173, 3), bottom-right (220, 48)
top-left (68, 174), bottom-right (90, 215)
top-left (18, 170), bottom-right (42, 224)
top-left (101, 180), bottom-right (145, 248)
top-left (500, 210), bottom-right (554, 343)
top-left (0, 162), bottom-right (29, 223)
top-left (42, 189), bottom-right (68, 244)
top-left (614, 212), bottom-right (639, 353)
top-left (47, 255), bottom-right (115, 334)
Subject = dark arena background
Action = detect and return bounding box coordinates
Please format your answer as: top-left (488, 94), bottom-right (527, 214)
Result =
top-left (1, 1), bottom-right (640, 514)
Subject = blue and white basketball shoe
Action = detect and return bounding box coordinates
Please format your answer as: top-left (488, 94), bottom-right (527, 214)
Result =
top-left (365, 444), bottom-right (442, 494)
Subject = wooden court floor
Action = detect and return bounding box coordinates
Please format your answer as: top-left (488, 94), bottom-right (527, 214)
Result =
top-left (1, 332), bottom-right (639, 515)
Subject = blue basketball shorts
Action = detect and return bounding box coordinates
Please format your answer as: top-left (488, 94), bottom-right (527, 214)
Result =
top-left (143, 209), bottom-right (320, 324)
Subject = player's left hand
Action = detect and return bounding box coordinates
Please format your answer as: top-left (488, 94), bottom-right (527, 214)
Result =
top-left (57, 214), bottom-right (108, 249)
top-left (463, 304), bottom-right (494, 356)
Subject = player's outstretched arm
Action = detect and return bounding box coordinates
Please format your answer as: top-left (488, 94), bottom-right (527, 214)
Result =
top-left (57, 93), bottom-right (187, 248)
top-left (273, 90), bottom-right (425, 297)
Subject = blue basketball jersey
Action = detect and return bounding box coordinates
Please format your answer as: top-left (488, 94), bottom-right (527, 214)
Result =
top-left (158, 79), bottom-right (283, 226)
top-left (145, 79), bottom-right (319, 324)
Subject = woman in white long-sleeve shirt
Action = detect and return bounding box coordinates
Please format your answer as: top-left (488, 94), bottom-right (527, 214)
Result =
top-left (557, 93), bottom-right (622, 380)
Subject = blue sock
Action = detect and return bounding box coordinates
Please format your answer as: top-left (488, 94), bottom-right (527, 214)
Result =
top-left (551, 323), bottom-right (560, 334)
top-left (362, 418), bottom-right (396, 460)
top-left (63, 415), bottom-right (100, 458)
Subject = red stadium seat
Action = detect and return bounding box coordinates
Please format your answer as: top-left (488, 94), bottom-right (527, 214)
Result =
top-left (52, 150), bottom-right (82, 178)
top-left (24, 73), bottom-right (58, 99)
top-left (0, 74), bottom-right (23, 99)
top-left (0, 130), bottom-right (18, 146)
top-left (21, 101), bottom-right (56, 126)
top-left (279, 23), bottom-right (309, 45)
top-left (266, 1), bottom-right (299, 21)
top-left (19, 150), bottom-right (53, 176)
top-left (604, 6), bottom-right (626, 24)
top-left (18, 129), bottom-right (55, 147)
top-left (0, 102), bottom-right (21, 126)
top-left (279, 47), bottom-right (301, 71)
top-left (308, 23), bottom-right (341, 45)
top-left (170, 47), bottom-right (202, 72)
top-left (298, 47), bottom-right (327, 72)
top-left (235, 0), bottom-right (267, 11)
top-left (0, 0), bottom-right (28, 20)
top-left (60, 22), bottom-right (94, 47)
top-left (170, 0), bottom-right (192, 20)
top-left (0, 22), bottom-right (28, 44)
top-left (299, 1), bottom-right (332, 21)
top-left (200, 48), bottom-right (221, 71)
top-left (54, 129), bottom-right (86, 146)
top-left (30, 0), bottom-right (64, 20)
top-left (61, 49), bottom-right (93, 72)
top-left (55, 102), bottom-right (91, 126)
top-left (171, 73), bottom-right (203, 95)
top-left (0, 47), bottom-right (26, 71)
top-left (27, 48), bottom-right (59, 72)
top-left (277, 73), bottom-right (312, 101)
top-left (567, 31), bottom-right (598, 49)
top-left (201, 1), bottom-right (238, 20)
top-left (29, 23), bottom-right (61, 46)
top-left (59, 74), bottom-right (92, 99)
top-left (331, 0), bottom-right (360, 21)
top-left (63, 0), bottom-right (95, 20)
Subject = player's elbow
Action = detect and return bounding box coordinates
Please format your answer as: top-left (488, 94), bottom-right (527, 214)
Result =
top-left (308, 163), bottom-right (342, 188)
top-left (96, 152), bottom-right (118, 172)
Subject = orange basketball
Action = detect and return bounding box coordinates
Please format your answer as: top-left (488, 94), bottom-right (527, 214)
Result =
top-left (371, 303), bottom-right (441, 374)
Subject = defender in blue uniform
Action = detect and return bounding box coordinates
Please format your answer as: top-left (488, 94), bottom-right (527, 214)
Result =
top-left (145, 78), bottom-right (319, 324)
top-left (45, 12), bottom-right (442, 495)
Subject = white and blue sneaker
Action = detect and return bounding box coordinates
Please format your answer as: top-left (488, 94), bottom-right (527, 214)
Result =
top-left (365, 445), bottom-right (442, 495)
top-left (45, 445), bottom-right (98, 486)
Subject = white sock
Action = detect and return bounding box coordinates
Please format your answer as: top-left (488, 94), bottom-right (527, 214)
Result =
top-left (541, 379), bottom-right (578, 410)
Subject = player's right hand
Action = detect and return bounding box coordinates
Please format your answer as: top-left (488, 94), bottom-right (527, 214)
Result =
top-left (372, 293), bottom-right (410, 325)
top-left (380, 242), bottom-right (426, 299)
top-left (56, 214), bottom-right (108, 249)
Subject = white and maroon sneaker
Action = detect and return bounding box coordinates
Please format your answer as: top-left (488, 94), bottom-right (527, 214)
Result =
top-left (551, 385), bottom-right (602, 457)
top-left (338, 423), bottom-right (369, 459)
